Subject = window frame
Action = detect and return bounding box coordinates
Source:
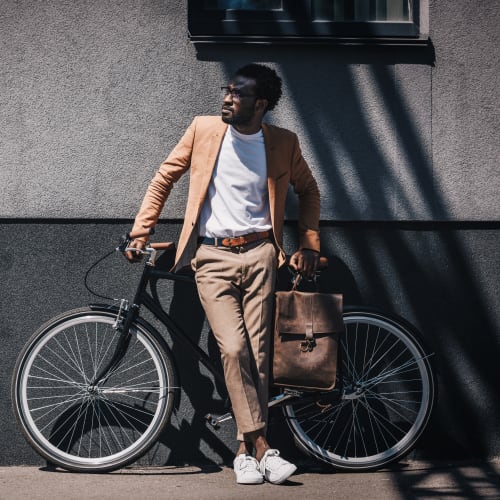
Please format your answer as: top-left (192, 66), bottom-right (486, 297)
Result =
top-left (188, 0), bottom-right (427, 45)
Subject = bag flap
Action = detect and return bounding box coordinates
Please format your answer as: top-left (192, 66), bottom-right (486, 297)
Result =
top-left (276, 290), bottom-right (344, 334)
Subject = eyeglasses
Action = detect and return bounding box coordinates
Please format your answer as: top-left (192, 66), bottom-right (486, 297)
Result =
top-left (221, 86), bottom-right (256, 100)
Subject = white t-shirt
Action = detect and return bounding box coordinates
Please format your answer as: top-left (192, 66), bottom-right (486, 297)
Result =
top-left (199, 126), bottom-right (272, 238)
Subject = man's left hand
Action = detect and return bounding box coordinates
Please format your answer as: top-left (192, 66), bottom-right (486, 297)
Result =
top-left (289, 249), bottom-right (320, 280)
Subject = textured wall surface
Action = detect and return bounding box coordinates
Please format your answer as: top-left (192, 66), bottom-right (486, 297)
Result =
top-left (1, 0), bottom-right (499, 466)
top-left (1, 222), bottom-right (499, 466)
top-left (1, 1), bottom-right (498, 220)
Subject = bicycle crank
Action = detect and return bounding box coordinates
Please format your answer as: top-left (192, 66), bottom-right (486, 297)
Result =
top-left (205, 412), bottom-right (233, 428)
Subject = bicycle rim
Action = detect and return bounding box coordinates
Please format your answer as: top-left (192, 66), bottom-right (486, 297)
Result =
top-left (13, 309), bottom-right (175, 472)
top-left (284, 311), bottom-right (435, 471)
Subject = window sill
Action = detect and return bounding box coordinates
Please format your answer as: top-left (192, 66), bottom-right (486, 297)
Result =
top-left (188, 34), bottom-right (431, 47)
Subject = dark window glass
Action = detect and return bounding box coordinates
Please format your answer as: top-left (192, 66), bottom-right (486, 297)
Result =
top-left (204, 0), bottom-right (282, 10)
top-left (188, 0), bottom-right (422, 43)
top-left (312, 0), bottom-right (410, 21)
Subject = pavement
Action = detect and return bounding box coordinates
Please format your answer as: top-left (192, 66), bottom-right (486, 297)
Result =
top-left (1, 460), bottom-right (500, 500)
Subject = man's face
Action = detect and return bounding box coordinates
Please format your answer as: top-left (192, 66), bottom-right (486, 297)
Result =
top-left (221, 76), bottom-right (259, 126)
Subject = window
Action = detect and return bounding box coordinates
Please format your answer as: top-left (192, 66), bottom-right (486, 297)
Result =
top-left (188, 1), bottom-right (425, 44)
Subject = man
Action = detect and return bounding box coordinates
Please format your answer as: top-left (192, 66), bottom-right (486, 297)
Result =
top-left (127, 64), bottom-right (320, 485)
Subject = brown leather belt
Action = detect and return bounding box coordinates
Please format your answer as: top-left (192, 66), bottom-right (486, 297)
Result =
top-left (199, 230), bottom-right (272, 248)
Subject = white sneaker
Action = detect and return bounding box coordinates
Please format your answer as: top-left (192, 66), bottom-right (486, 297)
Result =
top-left (259, 449), bottom-right (297, 484)
top-left (233, 454), bottom-right (264, 484)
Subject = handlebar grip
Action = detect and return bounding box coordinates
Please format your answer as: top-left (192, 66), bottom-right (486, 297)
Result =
top-left (129, 228), bottom-right (155, 239)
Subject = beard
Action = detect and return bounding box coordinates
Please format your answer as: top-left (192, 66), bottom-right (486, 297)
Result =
top-left (221, 106), bottom-right (254, 126)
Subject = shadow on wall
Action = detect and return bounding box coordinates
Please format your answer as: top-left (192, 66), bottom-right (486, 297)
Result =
top-left (135, 41), bottom-right (499, 467)
top-left (189, 43), bottom-right (499, 462)
top-left (271, 58), bottom-right (500, 460)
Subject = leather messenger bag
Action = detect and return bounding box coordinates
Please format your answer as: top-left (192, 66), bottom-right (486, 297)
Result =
top-left (271, 282), bottom-right (344, 392)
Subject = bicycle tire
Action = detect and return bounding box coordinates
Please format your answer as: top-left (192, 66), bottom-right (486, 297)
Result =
top-left (12, 307), bottom-right (177, 472)
top-left (284, 310), bottom-right (436, 471)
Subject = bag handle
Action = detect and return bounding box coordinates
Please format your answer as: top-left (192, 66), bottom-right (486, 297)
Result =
top-left (291, 273), bottom-right (302, 290)
top-left (291, 272), bottom-right (319, 292)
top-left (287, 255), bottom-right (328, 291)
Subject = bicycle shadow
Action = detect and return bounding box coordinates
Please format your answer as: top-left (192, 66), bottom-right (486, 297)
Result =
top-left (40, 464), bottom-right (223, 475)
top-left (149, 248), bottom-right (235, 466)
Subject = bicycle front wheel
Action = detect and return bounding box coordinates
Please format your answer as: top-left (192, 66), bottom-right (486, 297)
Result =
top-left (284, 310), bottom-right (435, 471)
top-left (12, 307), bottom-right (177, 472)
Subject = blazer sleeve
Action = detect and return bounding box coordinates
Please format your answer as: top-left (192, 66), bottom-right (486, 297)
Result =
top-left (130, 118), bottom-right (198, 240)
top-left (289, 133), bottom-right (321, 252)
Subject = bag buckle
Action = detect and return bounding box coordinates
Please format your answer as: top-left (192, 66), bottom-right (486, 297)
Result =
top-left (300, 338), bottom-right (316, 352)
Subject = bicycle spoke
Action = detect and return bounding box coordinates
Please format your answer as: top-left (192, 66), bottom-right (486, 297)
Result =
top-left (15, 310), bottom-right (177, 471)
top-left (362, 355), bottom-right (430, 389)
top-left (285, 312), bottom-right (434, 470)
top-left (28, 372), bottom-right (85, 388)
top-left (101, 384), bottom-right (163, 395)
top-left (33, 392), bottom-right (87, 424)
top-left (72, 327), bottom-right (90, 385)
top-left (53, 335), bottom-right (87, 380)
top-left (357, 333), bottom-right (398, 385)
top-left (360, 325), bottom-right (382, 386)
top-left (103, 399), bottom-right (146, 438)
top-left (93, 399), bottom-right (115, 457)
top-left (357, 395), bottom-right (408, 439)
top-left (84, 323), bottom-right (97, 380)
top-left (361, 396), bottom-right (391, 454)
top-left (34, 352), bottom-right (85, 386)
top-left (365, 389), bottom-right (419, 422)
top-left (93, 328), bottom-right (119, 379)
top-left (62, 331), bottom-right (87, 381)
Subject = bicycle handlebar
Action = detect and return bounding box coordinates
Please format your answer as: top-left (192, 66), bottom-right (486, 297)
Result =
top-left (122, 243), bottom-right (175, 254)
top-left (124, 227), bottom-right (328, 269)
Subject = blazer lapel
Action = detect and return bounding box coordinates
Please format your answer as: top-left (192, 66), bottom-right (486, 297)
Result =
top-left (263, 123), bottom-right (279, 223)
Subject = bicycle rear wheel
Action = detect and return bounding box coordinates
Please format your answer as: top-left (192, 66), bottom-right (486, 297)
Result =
top-left (284, 310), bottom-right (435, 471)
top-left (12, 307), bottom-right (177, 472)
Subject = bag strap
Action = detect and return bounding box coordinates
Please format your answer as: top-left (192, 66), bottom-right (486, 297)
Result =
top-left (305, 293), bottom-right (313, 339)
top-left (292, 275), bottom-right (314, 340)
top-left (291, 274), bottom-right (301, 290)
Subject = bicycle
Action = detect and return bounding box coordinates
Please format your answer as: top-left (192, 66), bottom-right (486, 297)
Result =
top-left (11, 230), bottom-right (436, 473)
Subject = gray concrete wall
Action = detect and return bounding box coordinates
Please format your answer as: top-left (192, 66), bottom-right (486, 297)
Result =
top-left (2, 222), bottom-right (499, 466)
top-left (1, 0), bottom-right (499, 465)
top-left (1, 1), bottom-right (498, 221)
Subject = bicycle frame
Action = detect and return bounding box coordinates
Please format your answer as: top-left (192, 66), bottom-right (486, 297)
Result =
top-left (91, 258), bottom-right (227, 390)
top-left (89, 241), bottom-right (317, 425)
top-left (12, 236), bottom-right (435, 472)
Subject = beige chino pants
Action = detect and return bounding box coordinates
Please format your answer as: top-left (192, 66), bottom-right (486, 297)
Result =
top-left (193, 240), bottom-right (277, 442)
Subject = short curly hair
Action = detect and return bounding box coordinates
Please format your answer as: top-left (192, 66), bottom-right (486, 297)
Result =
top-left (234, 63), bottom-right (282, 112)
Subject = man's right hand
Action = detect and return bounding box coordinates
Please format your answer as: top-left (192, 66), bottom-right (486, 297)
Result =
top-left (125, 239), bottom-right (147, 263)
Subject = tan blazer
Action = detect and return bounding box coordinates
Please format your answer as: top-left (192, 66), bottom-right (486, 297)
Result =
top-left (131, 116), bottom-right (320, 271)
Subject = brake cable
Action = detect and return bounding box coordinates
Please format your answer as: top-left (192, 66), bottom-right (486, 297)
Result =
top-left (84, 248), bottom-right (119, 301)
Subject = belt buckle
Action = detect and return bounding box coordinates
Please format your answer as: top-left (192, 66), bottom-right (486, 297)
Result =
top-left (222, 236), bottom-right (245, 248)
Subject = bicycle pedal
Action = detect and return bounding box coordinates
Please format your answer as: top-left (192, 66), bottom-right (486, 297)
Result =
top-left (205, 412), bottom-right (233, 428)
